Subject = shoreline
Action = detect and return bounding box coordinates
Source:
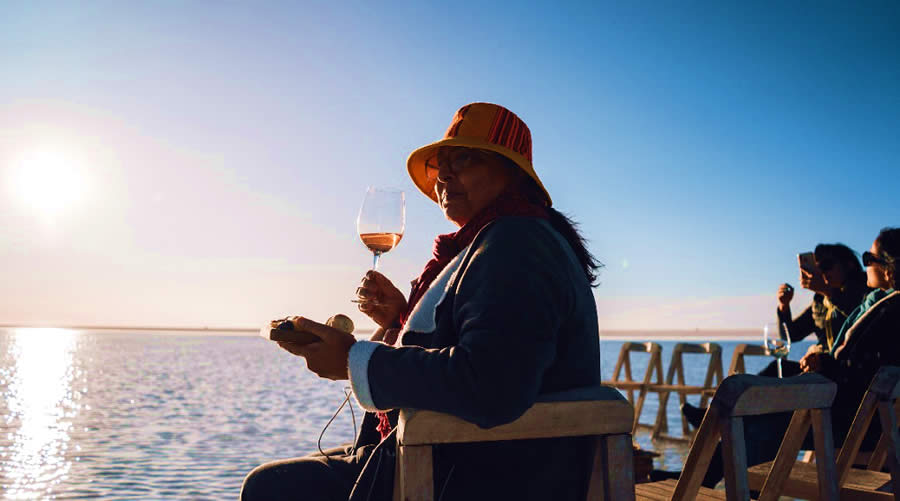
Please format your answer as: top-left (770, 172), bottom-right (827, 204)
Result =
top-left (2, 325), bottom-right (771, 342)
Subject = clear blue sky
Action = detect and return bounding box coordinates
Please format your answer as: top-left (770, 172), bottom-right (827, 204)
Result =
top-left (1, 1), bottom-right (898, 330)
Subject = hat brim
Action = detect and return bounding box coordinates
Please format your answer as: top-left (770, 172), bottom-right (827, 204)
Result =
top-left (407, 137), bottom-right (552, 206)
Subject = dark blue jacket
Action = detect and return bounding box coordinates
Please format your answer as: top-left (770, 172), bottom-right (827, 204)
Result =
top-left (351, 216), bottom-right (601, 501)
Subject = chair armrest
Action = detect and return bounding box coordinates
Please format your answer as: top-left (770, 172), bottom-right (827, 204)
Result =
top-left (396, 386), bottom-right (633, 446)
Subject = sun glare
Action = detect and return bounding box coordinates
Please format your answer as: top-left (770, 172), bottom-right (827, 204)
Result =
top-left (11, 150), bottom-right (87, 217)
top-left (3, 328), bottom-right (78, 498)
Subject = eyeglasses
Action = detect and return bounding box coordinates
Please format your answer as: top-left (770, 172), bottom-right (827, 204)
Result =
top-left (863, 251), bottom-right (887, 267)
top-left (424, 149), bottom-right (501, 181)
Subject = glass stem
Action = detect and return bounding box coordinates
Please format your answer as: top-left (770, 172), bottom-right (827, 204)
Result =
top-left (372, 251), bottom-right (381, 270)
top-left (777, 359), bottom-right (783, 379)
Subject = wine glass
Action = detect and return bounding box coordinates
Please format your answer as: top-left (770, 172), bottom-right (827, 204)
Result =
top-left (356, 187), bottom-right (405, 270)
top-left (763, 322), bottom-right (791, 378)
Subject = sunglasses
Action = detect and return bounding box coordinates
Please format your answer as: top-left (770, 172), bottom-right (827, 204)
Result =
top-left (863, 251), bottom-right (887, 267)
top-left (424, 149), bottom-right (504, 181)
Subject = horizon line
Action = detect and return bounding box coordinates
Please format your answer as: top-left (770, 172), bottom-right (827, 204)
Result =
top-left (0, 324), bottom-right (769, 334)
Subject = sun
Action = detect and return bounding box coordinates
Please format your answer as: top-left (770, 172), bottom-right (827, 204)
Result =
top-left (10, 150), bottom-right (86, 217)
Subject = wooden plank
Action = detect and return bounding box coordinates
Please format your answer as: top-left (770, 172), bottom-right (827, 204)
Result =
top-left (756, 410), bottom-right (810, 501)
top-left (751, 459), bottom-right (895, 500)
top-left (670, 404), bottom-right (722, 500)
top-left (598, 434), bottom-right (635, 501)
top-left (869, 400), bottom-right (900, 472)
top-left (810, 409), bottom-right (840, 501)
top-left (676, 349), bottom-right (690, 437)
top-left (837, 389), bottom-right (880, 483)
top-left (397, 445), bottom-right (433, 501)
top-left (632, 349), bottom-right (663, 434)
top-left (876, 400), bottom-right (900, 499)
top-left (720, 416), bottom-right (750, 501)
top-left (700, 354), bottom-right (724, 408)
top-left (636, 479), bottom-right (725, 501)
top-left (651, 348), bottom-right (680, 439)
top-left (749, 461), bottom-right (829, 500)
top-left (602, 381), bottom-right (646, 390)
top-left (678, 343), bottom-right (722, 355)
top-left (728, 344), bottom-right (768, 376)
top-left (397, 399), bottom-right (633, 445)
top-left (647, 384), bottom-right (709, 393)
top-left (710, 374), bottom-right (836, 416)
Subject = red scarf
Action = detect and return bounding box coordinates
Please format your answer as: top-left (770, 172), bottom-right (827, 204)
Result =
top-left (375, 188), bottom-right (548, 439)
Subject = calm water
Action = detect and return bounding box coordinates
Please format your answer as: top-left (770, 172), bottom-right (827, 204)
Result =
top-left (0, 329), bottom-right (815, 499)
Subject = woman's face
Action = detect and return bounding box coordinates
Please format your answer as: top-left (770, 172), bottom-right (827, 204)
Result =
top-left (866, 240), bottom-right (892, 290)
top-left (816, 255), bottom-right (847, 289)
top-left (429, 148), bottom-right (515, 227)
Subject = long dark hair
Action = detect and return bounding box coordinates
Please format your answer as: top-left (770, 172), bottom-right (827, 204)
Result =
top-left (507, 163), bottom-right (604, 287)
top-left (814, 243), bottom-right (863, 275)
top-left (875, 227), bottom-right (900, 289)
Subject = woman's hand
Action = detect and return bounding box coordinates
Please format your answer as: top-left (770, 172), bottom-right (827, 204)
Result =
top-left (276, 317), bottom-right (356, 381)
top-left (369, 327), bottom-right (401, 345)
top-left (356, 270), bottom-right (407, 328)
top-left (777, 283), bottom-right (794, 311)
top-left (799, 351), bottom-right (830, 373)
top-left (799, 268), bottom-right (828, 294)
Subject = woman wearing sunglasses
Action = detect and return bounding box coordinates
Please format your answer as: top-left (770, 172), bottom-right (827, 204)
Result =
top-left (242, 103), bottom-right (603, 501)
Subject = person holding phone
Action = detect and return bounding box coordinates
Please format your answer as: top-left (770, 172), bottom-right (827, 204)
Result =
top-left (681, 243), bottom-right (869, 425)
top-left (772, 243), bottom-right (869, 373)
top-left (667, 228), bottom-right (900, 489)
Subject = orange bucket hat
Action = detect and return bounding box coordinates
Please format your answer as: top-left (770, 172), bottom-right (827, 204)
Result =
top-left (407, 102), bottom-right (552, 206)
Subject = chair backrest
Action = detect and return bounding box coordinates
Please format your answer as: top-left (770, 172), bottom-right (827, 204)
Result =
top-left (652, 342), bottom-right (724, 440)
top-left (668, 342), bottom-right (724, 394)
top-left (394, 385), bottom-right (636, 501)
top-left (669, 373), bottom-right (839, 501)
top-left (606, 342), bottom-right (663, 433)
top-left (834, 366), bottom-right (900, 487)
top-left (727, 343), bottom-right (769, 376)
top-left (610, 341), bottom-right (663, 383)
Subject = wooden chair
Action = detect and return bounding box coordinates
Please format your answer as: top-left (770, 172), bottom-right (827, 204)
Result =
top-left (393, 386), bottom-right (636, 501)
top-left (702, 344), bottom-right (771, 399)
top-left (602, 342), bottom-right (664, 433)
top-left (648, 343), bottom-right (724, 441)
top-left (747, 365), bottom-right (900, 500)
top-left (727, 344), bottom-right (770, 377)
top-left (635, 373), bottom-right (840, 501)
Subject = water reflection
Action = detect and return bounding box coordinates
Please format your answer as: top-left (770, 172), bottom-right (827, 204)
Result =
top-left (3, 328), bottom-right (78, 499)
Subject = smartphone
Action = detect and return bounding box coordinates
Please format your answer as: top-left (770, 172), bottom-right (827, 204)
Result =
top-left (260, 321), bottom-right (320, 344)
top-left (797, 252), bottom-right (817, 273)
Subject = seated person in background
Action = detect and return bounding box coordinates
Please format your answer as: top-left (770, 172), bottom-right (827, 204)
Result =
top-left (798, 227), bottom-right (900, 447)
top-left (679, 227), bottom-right (900, 488)
top-left (682, 243), bottom-right (869, 425)
top-left (241, 103), bottom-right (604, 501)
top-left (768, 243), bottom-right (869, 377)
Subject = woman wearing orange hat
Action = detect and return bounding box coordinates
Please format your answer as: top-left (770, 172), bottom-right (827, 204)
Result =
top-left (242, 103), bottom-right (603, 500)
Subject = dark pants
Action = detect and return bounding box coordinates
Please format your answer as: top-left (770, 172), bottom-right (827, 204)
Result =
top-left (241, 444), bottom-right (381, 501)
top-left (758, 359), bottom-right (803, 378)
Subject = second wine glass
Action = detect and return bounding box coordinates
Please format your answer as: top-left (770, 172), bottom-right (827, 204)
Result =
top-left (763, 322), bottom-right (791, 378)
top-left (357, 187), bottom-right (405, 270)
